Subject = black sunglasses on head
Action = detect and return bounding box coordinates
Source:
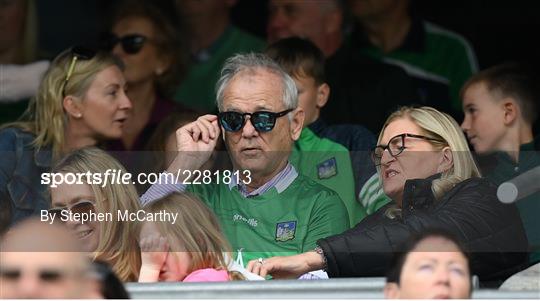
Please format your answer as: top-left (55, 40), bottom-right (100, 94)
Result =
top-left (61, 46), bottom-right (97, 97)
top-left (100, 33), bottom-right (147, 55)
top-left (218, 109), bottom-right (293, 133)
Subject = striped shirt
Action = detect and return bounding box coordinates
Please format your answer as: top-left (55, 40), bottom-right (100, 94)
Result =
top-left (140, 162), bottom-right (298, 205)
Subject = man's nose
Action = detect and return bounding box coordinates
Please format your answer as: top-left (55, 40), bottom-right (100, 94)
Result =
top-left (241, 117), bottom-right (258, 138)
top-left (461, 114), bottom-right (471, 132)
top-left (18, 273), bottom-right (42, 298)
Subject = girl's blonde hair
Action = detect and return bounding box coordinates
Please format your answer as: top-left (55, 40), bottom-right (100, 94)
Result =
top-left (6, 48), bottom-right (122, 158)
top-left (378, 106), bottom-right (481, 201)
top-left (143, 193), bottom-right (243, 280)
top-left (51, 147), bottom-right (141, 282)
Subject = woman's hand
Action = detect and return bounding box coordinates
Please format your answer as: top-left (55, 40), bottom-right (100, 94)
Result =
top-left (138, 235), bottom-right (169, 282)
top-left (246, 252), bottom-right (324, 279)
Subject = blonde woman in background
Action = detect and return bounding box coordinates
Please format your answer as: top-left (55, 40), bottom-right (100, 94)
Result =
top-left (248, 106), bottom-right (528, 287)
top-left (48, 147), bottom-right (140, 281)
top-left (0, 46), bottom-right (132, 230)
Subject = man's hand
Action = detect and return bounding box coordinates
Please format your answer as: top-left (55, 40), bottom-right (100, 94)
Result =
top-left (167, 114), bottom-right (221, 175)
top-left (246, 252), bottom-right (323, 279)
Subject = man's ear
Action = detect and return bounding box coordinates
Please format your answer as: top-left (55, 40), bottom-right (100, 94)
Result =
top-left (502, 98), bottom-right (519, 126)
top-left (63, 95), bottom-right (83, 119)
top-left (290, 107), bottom-right (305, 141)
top-left (316, 83), bottom-right (330, 109)
top-left (383, 283), bottom-right (400, 299)
top-left (437, 146), bottom-right (454, 174)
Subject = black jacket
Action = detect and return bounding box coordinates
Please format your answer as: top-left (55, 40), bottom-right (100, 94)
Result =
top-left (318, 176), bottom-right (529, 284)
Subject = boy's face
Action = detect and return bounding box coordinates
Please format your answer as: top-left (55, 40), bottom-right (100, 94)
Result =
top-left (461, 82), bottom-right (508, 153)
top-left (293, 74), bottom-right (327, 126)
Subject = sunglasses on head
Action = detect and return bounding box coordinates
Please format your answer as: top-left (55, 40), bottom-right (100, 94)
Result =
top-left (48, 200), bottom-right (96, 221)
top-left (100, 33), bottom-right (148, 55)
top-left (61, 46), bottom-right (97, 97)
top-left (0, 267), bottom-right (68, 283)
top-left (218, 109), bottom-right (293, 133)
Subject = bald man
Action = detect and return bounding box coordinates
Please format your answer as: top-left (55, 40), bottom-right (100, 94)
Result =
top-left (0, 219), bottom-right (100, 299)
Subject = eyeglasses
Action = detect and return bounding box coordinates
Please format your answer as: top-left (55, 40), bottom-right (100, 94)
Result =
top-left (100, 33), bottom-right (148, 55)
top-left (218, 109), bottom-right (293, 132)
top-left (48, 200), bottom-right (96, 221)
top-left (61, 46), bottom-right (97, 97)
top-left (371, 133), bottom-right (446, 166)
top-left (0, 267), bottom-right (69, 283)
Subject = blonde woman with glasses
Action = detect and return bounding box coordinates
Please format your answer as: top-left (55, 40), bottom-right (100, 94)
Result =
top-left (48, 147), bottom-right (140, 281)
top-left (0, 46), bottom-right (132, 230)
top-left (248, 106), bottom-right (529, 287)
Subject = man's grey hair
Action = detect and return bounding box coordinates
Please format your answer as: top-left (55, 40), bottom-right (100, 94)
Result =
top-left (215, 52), bottom-right (298, 112)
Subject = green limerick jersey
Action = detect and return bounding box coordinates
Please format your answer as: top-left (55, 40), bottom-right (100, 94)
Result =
top-left (359, 20), bottom-right (478, 111)
top-left (290, 127), bottom-right (365, 225)
top-left (187, 172), bottom-right (349, 266)
top-left (174, 26), bottom-right (266, 113)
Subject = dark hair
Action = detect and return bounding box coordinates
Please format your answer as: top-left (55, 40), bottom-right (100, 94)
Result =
top-left (460, 62), bottom-right (539, 124)
top-left (105, 0), bottom-right (188, 97)
top-left (386, 229), bottom-right (471, 284)
top-left (265, 37), bottom-right (326, 85)
top-left (92, 260), bottom-right (130, 299)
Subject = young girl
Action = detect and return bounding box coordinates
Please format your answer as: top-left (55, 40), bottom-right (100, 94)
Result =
top-left (138, 192), bottom-right (242, 282)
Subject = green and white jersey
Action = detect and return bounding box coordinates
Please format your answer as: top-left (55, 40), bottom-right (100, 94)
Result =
top-left (186, 170), bottom-right (349, 266)
top-left (359, 173), bottom-right (392, 215)
top-left (291, 128), bottom-right (366, 225)
top-left (359, 20), bottom-right (478, 111)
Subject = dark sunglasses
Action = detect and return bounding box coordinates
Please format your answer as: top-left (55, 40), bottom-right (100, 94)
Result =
top-left (48, 200), bottom-right (96, 221)
top-left (61, 46), bottom-right (97, 97)
top-left (371, 133), bottom-right (446, 166)
top-left (100, 33), bottom-right (147, 55)
top-left (0, 267), bottom-right (67, 282)
top-left (218, 109), bottom-right (293, 133)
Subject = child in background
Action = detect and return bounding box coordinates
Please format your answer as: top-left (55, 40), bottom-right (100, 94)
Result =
top-left (138, 192), bottom-right (243, 282)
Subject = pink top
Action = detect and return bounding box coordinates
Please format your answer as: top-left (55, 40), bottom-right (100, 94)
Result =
top-left (183, 268), bottom-right (230, 282)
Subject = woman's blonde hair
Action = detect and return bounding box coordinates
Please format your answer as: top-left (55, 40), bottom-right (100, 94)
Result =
top-left (378, 106), bottom-right (481, 201)
top-left (51, 147), bottom-right (141, 282)
top-left (7, 48), bottom-right (122, 158)
top-left (143, 192), bottom-right (243, 280)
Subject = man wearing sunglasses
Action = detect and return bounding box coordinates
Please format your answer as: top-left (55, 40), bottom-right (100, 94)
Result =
top-left (142, 53), bottom-right (349, 267)
top-left (0, 219), bottom-right (101, 298)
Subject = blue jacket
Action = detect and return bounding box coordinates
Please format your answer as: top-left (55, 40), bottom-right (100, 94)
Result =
top-left (0, 127), bottom-right (52, 229)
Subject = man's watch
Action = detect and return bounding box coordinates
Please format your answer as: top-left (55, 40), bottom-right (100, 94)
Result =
top-left (314, 245), bottom-right (327, 270)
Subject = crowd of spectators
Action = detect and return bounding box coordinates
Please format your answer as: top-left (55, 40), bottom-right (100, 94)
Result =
top-left (1, 0), bottom-right (539, 299)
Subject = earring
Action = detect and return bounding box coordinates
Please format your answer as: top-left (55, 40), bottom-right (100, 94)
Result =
top-left (75, 113), bottom-right (82, 118)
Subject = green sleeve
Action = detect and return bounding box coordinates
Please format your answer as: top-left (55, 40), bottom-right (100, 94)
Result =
top-left (359, 173), bottom-right (392, 215)
top-left (302, 191), bottom-right (349, 252)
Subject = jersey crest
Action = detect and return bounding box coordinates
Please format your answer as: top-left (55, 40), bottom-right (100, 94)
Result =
top-left (275, 221), bottom-right (297, 242)
top-left (317, 157), bottom-right (338, 179)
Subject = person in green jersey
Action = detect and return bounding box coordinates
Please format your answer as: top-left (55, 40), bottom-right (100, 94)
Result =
top-left (461, 62), bottom-right (540, 264)
top-left (265, 37), bottom-right (369, 225)
top-left (141, 53), bottom-right (349, 266)
top-left (173, 0), bottom-right (266, 113)
top-left (349, 0), bottom-right (478, 116)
